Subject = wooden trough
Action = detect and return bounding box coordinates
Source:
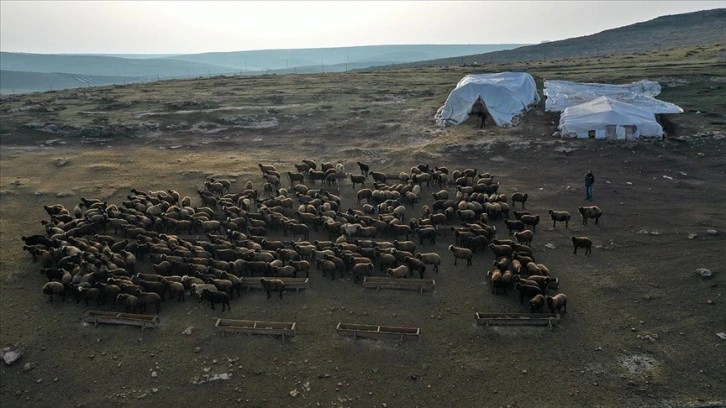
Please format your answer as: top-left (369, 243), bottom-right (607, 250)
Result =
top-left (363, 276), bottom-right (435, 294)
top-left (215, 318), bottom-right (296, 340)
top-left (336, 322), bottom-right (421, 341)
top-left (240, 277), bottom-right (309, 293)
top-left (82, 310), bottom-right (160, 331)
top-left (475, 312), bottom-right (560, 328)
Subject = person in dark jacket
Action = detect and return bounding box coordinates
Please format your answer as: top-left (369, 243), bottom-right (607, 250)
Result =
top-left (585, 170), bottom-right (595, 200)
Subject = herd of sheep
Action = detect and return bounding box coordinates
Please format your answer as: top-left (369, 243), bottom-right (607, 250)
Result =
top-left (23, 159), bottom-right (604, 320)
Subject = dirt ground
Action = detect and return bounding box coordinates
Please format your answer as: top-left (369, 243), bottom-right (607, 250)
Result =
top-left (1, 78), bottom-right (725, 408)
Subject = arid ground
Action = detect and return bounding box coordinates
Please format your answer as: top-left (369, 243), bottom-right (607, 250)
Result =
top-left (1, 48), bottom-right (725, 407)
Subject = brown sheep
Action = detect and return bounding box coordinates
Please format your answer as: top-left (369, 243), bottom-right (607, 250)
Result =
top-left (529, 294), bottom-right (546, 313)
top-left (352, 262), bottom-right (374, 284)
top-left (42, 281), bottom-right (66, 302)
top-left (548, 210), bottom-right (571, 228)
top-left (260, 278), bottom-right (285, 299)
top-left (511, 192), bottom-right (528, 209)
top-left (578, 206), bottom-right (602, 225)
top-left (514, 229), bottom-right (534, 246)
top-left (448, 245), bottom-right (473, 267)
top-left (404, 256), bottom-right (426, 279)
top-left (572, 236), bottom-right (592, 255)
top-left (415, 252), bottom-right (441, 273)
top-left (546, 293), bottom-right (568, 313)
top-left (386, 265), bottom-right (411, 278)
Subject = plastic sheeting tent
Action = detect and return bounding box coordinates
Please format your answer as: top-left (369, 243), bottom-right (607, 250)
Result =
top-left (544, 79), bottom-right (683, 114)
top-left (435, 72), bottom-right (540, 128)
top-left (558, 96), bottom-right (664, 140)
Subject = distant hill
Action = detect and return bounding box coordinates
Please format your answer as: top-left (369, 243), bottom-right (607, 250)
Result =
top-left (0, 70), bottom-right (148, 94)
top-left (162, 44), bottom-right (527, 72)
top-left (0, 53), bottom-right (237, 77)
top-left (398, 8), bottom-right (726, 68)
top-left (0, 44), bottom-right (524, 93)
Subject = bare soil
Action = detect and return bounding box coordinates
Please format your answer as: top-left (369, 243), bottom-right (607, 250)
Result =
top-left (1, 69), bottom-right (725, 408)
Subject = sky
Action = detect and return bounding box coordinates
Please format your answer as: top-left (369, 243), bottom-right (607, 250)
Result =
top-left (1, 1), bottom-right (723, 54)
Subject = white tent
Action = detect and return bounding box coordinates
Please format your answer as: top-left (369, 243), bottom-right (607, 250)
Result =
top-left (544, 79), bottom-right (683, 114)
top-left (435, 72), bottom-right (540, 128)
top-left (558, 96), bottom-right (664, 140)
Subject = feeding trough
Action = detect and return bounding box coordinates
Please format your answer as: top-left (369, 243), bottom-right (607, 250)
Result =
top-left (215, 318), bottom-right (296, 340)
top-left (336, 322), bottom-right (421, 341)
top-left (240, 277), bottom-right (309, 293)
top-left (362, 276), bottom-right (435, 294)
top-left (82, 310), bottom-right (160, 331)
top-left (475, 312), bottom-right (560, 328)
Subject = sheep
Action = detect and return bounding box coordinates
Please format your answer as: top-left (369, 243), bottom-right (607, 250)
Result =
top-left (514, 229), bottom-right (534, 246)
top-left (448, 245), bottom-right (473, 266)
top-left (511, 192), bottom-right (528, 209)
top-left (162, 278), bottom-right (186, 302)
top-left (116, 293), bottom-right (142, 313)
top-left (404, 256), bottom-right (426, 279)
top-left (504, 219), bottom-right (525, 235)
top-left (317, 259), bottom-right (339, 280)
top-left (415, 252), bottom-right (441, 273)
top-left (386, 265), bottom-right (411, 279)
top-left (579, 206), bottom-right (602, 225)
top-left (572, 236), bottom-right (592, 255)
top-left (201, 289), bottom-right (231, 311)
top-left (546, 293), bottom-right (568, 313)
top-left (42, 281), bottom-right (66, 302)
top-left (352, 262), bottom-right (374, 284)
top-left (489, 243), bottom-right (513, 258)
top-left (529, 294), bottom-right (546, 313)
top-left (490, 269), bottom-right (504, 295)
top-left (520, 214), bottom-right (540, 232)
top-left (514, 282), bottom-right (543, 305)
top-left (548, 210), bottom-right (572, 228)
top-left (288, 171), bottom-right (305, 186)
top-left (357, 162), bottom-right (370, 177)
top-left (370, 171), bottom-right (387, 184)
top-left (350, 174), bottom-right (366, 189)
top-left (76, 286), bottom-right (102, 307)
top-left (414, 227), bottom-right (437, 246)
top-left (260, 278), bottom-right (285, 299)
top-left (133, 290), bottom-right (162, 313)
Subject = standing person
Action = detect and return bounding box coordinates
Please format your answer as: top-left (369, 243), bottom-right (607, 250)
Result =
top-left (585, 170), bottom-right (595, 200)
top-left (479, 111), bottom-right (487, 129)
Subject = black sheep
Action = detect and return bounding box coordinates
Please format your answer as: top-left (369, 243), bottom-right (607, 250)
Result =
top-left (200, 289), bottom-right (231, 311)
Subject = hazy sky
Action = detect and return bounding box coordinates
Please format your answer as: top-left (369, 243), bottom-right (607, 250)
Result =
top-left (1, 1), bottom-right (723, 54)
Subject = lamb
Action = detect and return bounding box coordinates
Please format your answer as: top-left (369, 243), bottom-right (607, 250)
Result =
top-left (548, 210), bottom-right (572, 228)
top-left (514, 229), bottom-right (534, 246)
top-left (415, 252), bottom-right (441, 273)
top-left (511, 192), bottom-right (528, 209)
top-left (578, 206), bottom-right (602, 225)
top-left (386, 265), bottom-right (411, 278)
top-left (42, 281), bottom-right (66, 302)
top-left (200, 289), bottom-right (231, 311)
top-left (520, 214), bottom-right (540, 232)
top-left (546, 293), bottom-right (568, 313)
top-left (529, 294), bottom-right (546, 313)
top-left (448, 245), bottom-right (473, 267)
top-left (571, 236), bottom-right (592, 255)
top-left (260, 278), bottom-right (285, 299)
